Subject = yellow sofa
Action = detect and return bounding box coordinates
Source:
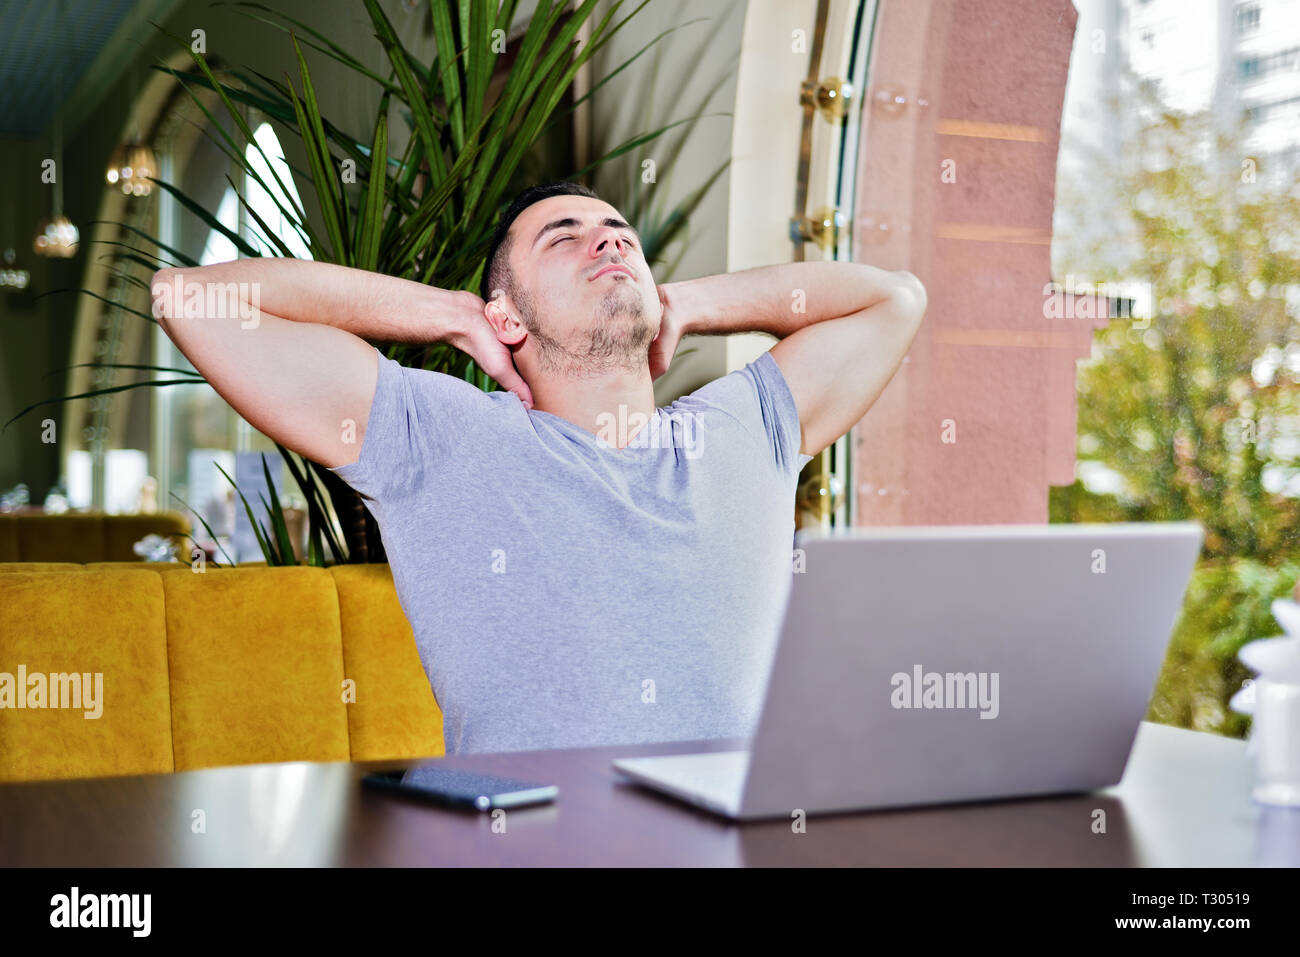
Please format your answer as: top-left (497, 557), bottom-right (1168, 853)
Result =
top-left (0, 562), bottom-right (444, 782)
top-left (0, 511), bottom-right (192, 562)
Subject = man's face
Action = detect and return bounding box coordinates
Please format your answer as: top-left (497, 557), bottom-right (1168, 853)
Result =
top-left (492, 196), bottom-right (662, 377)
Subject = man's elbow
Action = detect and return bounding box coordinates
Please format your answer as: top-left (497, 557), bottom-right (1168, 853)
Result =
top-left (891, 270), bottom-right (928, 325)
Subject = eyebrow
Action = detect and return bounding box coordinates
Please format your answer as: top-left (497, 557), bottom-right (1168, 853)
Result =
top-left (531, 216), bottom-right (641, 249)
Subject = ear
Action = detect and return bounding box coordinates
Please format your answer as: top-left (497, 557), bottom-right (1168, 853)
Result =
top-left (483, 293), bottom-right (528, 347)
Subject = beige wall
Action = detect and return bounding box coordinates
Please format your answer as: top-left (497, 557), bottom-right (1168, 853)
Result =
top-left (726, 0), bottom-right (823, 372)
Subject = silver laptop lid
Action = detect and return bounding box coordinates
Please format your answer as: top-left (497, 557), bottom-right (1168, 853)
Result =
top-left (738, 521), bottom-right (1204, 818)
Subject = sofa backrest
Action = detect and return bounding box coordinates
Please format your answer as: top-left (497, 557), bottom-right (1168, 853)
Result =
top-left (0, 563), bottom-right (444, 782)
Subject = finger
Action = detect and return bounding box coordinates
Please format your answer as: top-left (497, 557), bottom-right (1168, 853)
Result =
top-left (491, 362), bottom-right (533, 409)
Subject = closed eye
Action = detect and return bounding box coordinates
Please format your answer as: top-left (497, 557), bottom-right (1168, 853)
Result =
top-left (549, 233), bottom-right (637, 248)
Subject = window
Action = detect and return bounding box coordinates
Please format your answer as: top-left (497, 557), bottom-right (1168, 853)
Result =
top-left (158, 120), bottom-right (311, 554)
top-left (1244, 95), bottom-right (1300, 127)
top-left (1235, 4), bottom-right (1261, 35)
top-left (1238, 48), bottom-right (1300, 83)
top-left (1053, 0), bottom-right (1300, 740)
top-left (199, 187), bottom-right (238, 265)
top-left (244, 122), bottom-right (312, 260)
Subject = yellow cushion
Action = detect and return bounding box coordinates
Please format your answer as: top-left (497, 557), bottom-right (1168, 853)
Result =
top-left (330, 564), bottom-right (444, 761)
top-left (0, 570), bottom-right (174, 782)
top-left (0, 560), bottom-right (445, 780)
top-left (161, 567), bottom-right (352, 770)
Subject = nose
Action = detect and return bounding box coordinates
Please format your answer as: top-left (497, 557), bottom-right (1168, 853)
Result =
top-left (592, 228), bottom-right (630, 257)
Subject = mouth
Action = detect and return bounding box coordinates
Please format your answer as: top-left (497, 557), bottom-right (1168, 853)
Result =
top-left (591, 264), bottom-right (635, 281)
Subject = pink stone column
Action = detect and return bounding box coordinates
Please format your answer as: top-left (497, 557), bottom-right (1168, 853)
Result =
top-left (851, 0), bottom-right (1109, 525)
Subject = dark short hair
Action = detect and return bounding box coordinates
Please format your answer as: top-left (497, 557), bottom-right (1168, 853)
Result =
top-left (479, 181), bottom-right (603, 302)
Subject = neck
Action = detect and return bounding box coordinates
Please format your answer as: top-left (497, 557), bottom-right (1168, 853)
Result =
top-left (526, 363), bottom-right (657, 448)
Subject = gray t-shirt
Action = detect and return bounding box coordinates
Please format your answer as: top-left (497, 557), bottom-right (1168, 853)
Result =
top-left (329, 345), bottom-right (813, 755)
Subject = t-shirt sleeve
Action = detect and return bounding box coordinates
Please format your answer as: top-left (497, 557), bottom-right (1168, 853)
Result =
top-left (678, 349), bottom-right (815, 481)
top-left (327, 345), bottom-right (494, 503)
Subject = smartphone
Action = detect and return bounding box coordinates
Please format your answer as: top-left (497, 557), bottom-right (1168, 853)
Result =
top-left (363, 765), bottom-right (558, 811)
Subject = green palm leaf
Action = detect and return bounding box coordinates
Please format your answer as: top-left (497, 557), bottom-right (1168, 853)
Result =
top-left (215, 461), bottom-right (276, 564)
top-left (260, 452), bottom-right (299, 566)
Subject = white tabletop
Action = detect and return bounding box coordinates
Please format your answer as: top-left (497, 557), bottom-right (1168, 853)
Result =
top-left (1105, 721), bottom-right (1296, 866)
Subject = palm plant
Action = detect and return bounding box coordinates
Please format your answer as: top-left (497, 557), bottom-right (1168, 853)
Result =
top-left (8, 0), bottom-right (731, 565)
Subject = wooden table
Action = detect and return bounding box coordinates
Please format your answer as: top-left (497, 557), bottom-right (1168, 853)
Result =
top-left (0, 721), bottom-right (1283, 866)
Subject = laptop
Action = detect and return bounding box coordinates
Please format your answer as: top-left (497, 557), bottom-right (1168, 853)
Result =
top-left (611, 521), bottom-right (1204, 821)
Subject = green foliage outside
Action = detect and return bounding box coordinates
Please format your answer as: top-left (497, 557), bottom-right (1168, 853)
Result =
top-left (1049, 81), bottom-right (1300, 738)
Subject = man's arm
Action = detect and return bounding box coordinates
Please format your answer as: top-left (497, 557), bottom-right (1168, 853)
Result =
top-left (150, 259), bottom-right (530, 470)
top-left (656, 262), bottom-right (926, 457)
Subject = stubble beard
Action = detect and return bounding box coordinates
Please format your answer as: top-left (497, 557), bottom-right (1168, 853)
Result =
top-left (518, 280), bottom-right (656, 378)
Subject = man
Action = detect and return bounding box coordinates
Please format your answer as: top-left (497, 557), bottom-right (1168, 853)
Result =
top-left (152, 181), bottom-right (926, 755)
